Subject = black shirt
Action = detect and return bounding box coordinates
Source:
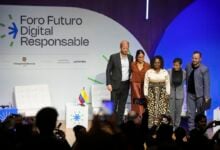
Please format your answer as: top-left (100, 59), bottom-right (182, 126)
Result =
top-left (187, 64), bottom-right (199, 94)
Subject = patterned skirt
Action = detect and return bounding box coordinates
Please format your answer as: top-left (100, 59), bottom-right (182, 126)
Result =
top-left (147, 82), bottom-right (168, 127)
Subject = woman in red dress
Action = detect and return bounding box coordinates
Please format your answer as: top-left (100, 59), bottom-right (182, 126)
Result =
top-left (130, 49), bottom-right (150, 116)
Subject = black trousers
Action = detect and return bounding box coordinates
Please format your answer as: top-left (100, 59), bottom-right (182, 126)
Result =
top-left (111, 80), bottom-right (130, 124)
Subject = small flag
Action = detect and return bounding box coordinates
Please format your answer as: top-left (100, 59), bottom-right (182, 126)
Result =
top-left (78, 87), bottom-right (89, 105)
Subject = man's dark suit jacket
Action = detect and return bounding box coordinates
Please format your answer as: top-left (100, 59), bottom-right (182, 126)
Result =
top-left (106, 53), bottom-right (133, 90)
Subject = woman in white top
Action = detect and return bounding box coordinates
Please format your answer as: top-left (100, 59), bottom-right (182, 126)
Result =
top-left (144, 55), bottom-right (170, 127)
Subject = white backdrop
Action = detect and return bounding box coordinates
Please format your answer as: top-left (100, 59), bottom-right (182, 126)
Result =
top-left (0, 5), bottom-right (150, 119)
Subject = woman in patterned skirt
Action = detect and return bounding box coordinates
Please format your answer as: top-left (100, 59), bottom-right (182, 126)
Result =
top-left (144, 55), bottom-right (170, 127)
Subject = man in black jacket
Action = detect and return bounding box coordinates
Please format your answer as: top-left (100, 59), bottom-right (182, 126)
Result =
top-left (106, 40), bottom-right (133, 124)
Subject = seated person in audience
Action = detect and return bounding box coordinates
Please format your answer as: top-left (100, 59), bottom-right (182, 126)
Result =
top-left (20, 107), bottom-right (71, 150)
top-left (72, 125), bottom-right (87, 150)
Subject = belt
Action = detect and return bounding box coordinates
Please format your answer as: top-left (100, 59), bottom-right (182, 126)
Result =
top-left (121, 80), bottom-right (129, 83)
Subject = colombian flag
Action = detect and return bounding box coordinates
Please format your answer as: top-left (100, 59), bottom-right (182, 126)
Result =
top-left (78, 88), bottom-right (89, 105)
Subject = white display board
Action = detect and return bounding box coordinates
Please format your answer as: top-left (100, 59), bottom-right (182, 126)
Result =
top-left (14, 84), bottom-right (51, 116)
top-left (91, 84), bottom-right (111, 114)
top-left (65, 102), bottom-right (88, 129)
top-left (91, 84), bottom-right (111, 108)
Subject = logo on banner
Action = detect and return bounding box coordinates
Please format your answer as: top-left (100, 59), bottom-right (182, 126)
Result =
top-left (13, 56), bottom-right (36, 66)
top-left (71, 111), bottom-right (84, 122)
top-left (0, 14), bottom-right (18, 47)
top-left (1, 14), bottom-right (90, 48)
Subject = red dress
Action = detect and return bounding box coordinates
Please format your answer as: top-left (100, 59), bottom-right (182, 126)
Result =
top-left (130, 61), bottom-right (150, 116)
